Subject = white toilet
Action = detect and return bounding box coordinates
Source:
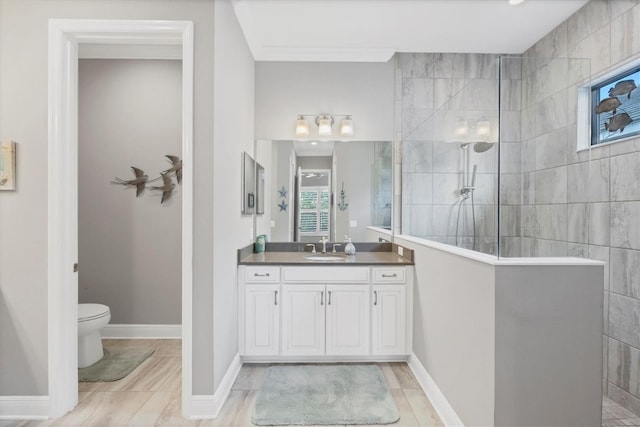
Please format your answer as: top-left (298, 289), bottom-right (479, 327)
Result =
top-left (78, 303), bottom-right (111, 368)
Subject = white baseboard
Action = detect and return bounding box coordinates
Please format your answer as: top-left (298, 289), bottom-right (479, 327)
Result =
top-left (407, 353), bottom-right (465, 427)
top-left (101, 324), bottom-right (181, 339)
top-left (186, 353), bottom-right (242, 419)
top-left (0, 396), bottom-right (49, 420)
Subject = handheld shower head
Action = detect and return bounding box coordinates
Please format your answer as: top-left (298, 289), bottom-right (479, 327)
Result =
top-left (471, 164), bottom-right (478, 188)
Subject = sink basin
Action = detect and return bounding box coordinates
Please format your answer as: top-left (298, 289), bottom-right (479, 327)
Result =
top-left (305, 255), bottom-right (346, 261)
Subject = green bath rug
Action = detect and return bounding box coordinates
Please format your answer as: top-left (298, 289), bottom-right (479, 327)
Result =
top-left (78, 347), bottom-right (154, 382)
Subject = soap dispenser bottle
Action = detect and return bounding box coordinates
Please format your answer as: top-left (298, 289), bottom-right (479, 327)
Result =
top-left (344, 235), bottom-right (356, 256)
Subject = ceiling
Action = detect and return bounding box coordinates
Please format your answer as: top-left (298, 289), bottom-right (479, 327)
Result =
top-left (232, 0), bottom-right (589, 62)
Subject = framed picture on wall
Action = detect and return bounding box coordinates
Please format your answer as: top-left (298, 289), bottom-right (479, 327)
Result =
top-left (0, 141), bottom-right (16, 191)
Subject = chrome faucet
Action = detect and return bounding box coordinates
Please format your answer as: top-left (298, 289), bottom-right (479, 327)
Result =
top-left (319, 236), bottom-right (329, 254)
top-left (306, 244), bottom-right (317, 254)
top-left (332, 243), bottom-right (342, 253)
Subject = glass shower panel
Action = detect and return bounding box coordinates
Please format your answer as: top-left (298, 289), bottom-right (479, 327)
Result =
top-left (400, 53), bottom-right (500, 255)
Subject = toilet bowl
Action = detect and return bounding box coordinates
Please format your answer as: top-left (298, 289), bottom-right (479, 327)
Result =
top-left (78, 303), bottom-right (111, 368)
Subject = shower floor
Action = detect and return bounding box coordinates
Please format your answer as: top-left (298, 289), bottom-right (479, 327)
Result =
top-left (604, 396), bottom-right (640, 427)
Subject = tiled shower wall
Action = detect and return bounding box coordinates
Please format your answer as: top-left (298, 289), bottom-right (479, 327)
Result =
top-left (516, 0), bottom-right (640, 415)
top-left (398, 52), bottom-right (504, 254)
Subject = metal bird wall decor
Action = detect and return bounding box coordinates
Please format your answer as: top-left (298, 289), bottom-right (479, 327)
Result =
top-left (111, 154), bottom-right (182, 205)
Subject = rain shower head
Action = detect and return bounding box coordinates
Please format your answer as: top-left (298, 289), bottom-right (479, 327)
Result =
top-left (473, 141), bottom-right (496, 153)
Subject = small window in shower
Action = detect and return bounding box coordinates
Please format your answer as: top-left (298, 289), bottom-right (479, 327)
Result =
top-left (591, 66), bottom-right (640, 146)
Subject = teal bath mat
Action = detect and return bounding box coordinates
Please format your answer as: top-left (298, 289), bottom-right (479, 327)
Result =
top-left (252, 364), bottom-right (400, 425)
top-left (78, 347), bottom-right (154, 382)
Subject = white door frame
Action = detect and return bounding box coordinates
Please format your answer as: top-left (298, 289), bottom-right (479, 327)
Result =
top-left (47, 19), bottom-right (194, 418)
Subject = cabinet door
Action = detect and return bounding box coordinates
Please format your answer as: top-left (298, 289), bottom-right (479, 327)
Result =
top-left (245, 285), bottom-right (280, 356)
top-left (326, 285), bottom-right (370, 356)
top-left (281, 285), bottom-right (326, 356)
top-left (372, 285), bottom-right (406, 355)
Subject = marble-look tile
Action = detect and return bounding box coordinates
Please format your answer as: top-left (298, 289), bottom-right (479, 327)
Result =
top-left (402, 173), bottom-right (433, 204)
top-left (500, 79), bottom-right (521, 111)
top-left (499, 237), bottom-right (522, 257)
top-left (402, 109), bottom-right (434, 141)
top-left (431, 109), bottom-right (463, 142)
top-left (567, 84), bottom-right (579, 126)
top-left (535, 90), bottom-right (569, 137)
top-left (432, 142), bottom-right (464, 173)
top-left (609, 293), bottom-right (640, 349)
top-left (567, 242), bottom-right (589, 258)
top-left (403, 141), bottom-right (433, 173)
top-left (608, 338), bottom-right (640, 396)
top-left (608, 381), bottom-right (640, 417)
top-left (609, 135), bottom-right (640, 157)
top-left (610, 5), bottom-right (640, 66)
top-left (500, 56), bottom-right (522, 80)
top-left (521, 171), bottom-right (535, 205)
top-left (433, 78), bottom-right (465, 110)
top-left (432, 173), bottom-right (462, 205)
top-left (534, 166), bottom-right (567, 204)
top-left (611, 202), bottom-right (640, 249)
top-left (401, 53), bottom-right (435, 78)
top-left (432, 204), bottom-right (462, 237)
top-left (567, 0), bottom-right (611, 50)
top-left (464, 54), bottom-right (498, 80)
top-left (605, 294), bottom-right (611, 339)
top-left (405, 204), bottom-right (433, 238)
top-left (534, 21), bottom-right (568, 63)
top-left (534, 204), bottom-right (567, 241)
top-left (536, 127), bottom-right (568, 170)
top-left (403, 78), bottom-right (434, 110)
top-left (520, 237), bottom-right (536, 256)
top-left (475, 205), bottom-right (497, 237)
top-left (611, 151), bottom-right (640, 201)
top-left (433, 53), bottom-right (466, 79)
top-left (499, 143), bottom-right (521, 174)
top-left (589, 202), bottom-right (611, 246)
top-left (499, 205), bottom-right (520, 237)
top-left (568, 57), bottom-right (592, 87)
top-left (521, 107), bottom-right (537, 142)
top-left (534, 238), bottom-right (568, 257)
top-left (567, 158), bottom-right (610, 203)
top-left (521, 139), bottom-right (536, 175)
top-left (568, 203), bottom-right (590, 243)
top-left (500, 110), bottom-right (521, 143)
top-left (604, 333), bottom-right (609, 382)
top-left (570, 24), bottom-right (612, 76)
top-left (611, 248), bottom-right (640, 298)
top-left (589, 244), bottom-right (611, 291)
top-left (534, 58), bottom-right (569, 103)
top-left (463, 78), bottom-right (498, 111)
top-left (611, 0), bottom-right (640, 18)
top-left (471, 174), bottom-right (498, 205)
top-left (500, 173), bottom-right (521, 206)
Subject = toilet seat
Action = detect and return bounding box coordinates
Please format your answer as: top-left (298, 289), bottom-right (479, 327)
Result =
top-left (78, 303), bottom-right (110, 322)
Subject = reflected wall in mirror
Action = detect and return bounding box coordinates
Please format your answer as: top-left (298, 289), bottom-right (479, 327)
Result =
top-left (255, 140), bottom-right (392, 243)
top-left (241, 151), bottom-right (256, 215)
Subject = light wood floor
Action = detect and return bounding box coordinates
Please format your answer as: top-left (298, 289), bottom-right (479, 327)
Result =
top-left (2, 339), bottom-right (443, 427)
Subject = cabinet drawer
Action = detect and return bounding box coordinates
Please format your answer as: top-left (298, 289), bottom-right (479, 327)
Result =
top-left (246, 266), bottom-right (280, 283)
top-left (372, 268), bottom-right (405, 283)
top-left (282, 267), bottom-right (370, 283)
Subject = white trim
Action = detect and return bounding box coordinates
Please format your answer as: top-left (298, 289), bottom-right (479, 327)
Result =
top-left (101, 324), bottom-right (182, 339)
top-left (78, 43), bottom-right (182, 60)
top-left (47, 19), bottom-right (194, 419)
top-left (241, 355), bottom-right (409, 363)
top-left (0, 396), bottom-right (49, 420)
top-left (407, 353), bottom-right (465, 427)
top-left (186, 354), bottom-right (243, 419)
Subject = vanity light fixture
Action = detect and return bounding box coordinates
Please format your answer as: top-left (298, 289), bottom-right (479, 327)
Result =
top-left (294, 114), bottom-right (355, 138)
top-left (508, 0), bottom-right (525, 5)
top-left (475, 119), bottom-right (491, 141)
top-left (295, 115), bottom-right (310, 137)
top-left (340, 115), bottom-right (354, 137)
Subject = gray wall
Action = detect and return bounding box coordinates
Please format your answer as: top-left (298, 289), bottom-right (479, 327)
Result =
top-left (78, 59), bottom-right (181, 325)
top-left (0, 0), bottom-right (222, 396)
top-left (212, 0), bottom-right (255, 392)
top-left (255, 61), bottom-right (395, 142)
top-left (512, 0), bottom-right (640, 415)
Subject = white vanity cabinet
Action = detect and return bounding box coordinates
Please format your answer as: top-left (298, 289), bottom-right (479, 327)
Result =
top-left (238, 264), bottom-right (412, 361)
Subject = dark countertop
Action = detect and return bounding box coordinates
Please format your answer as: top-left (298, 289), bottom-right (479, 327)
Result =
top-left (238, 251), bottom-right (413, 265)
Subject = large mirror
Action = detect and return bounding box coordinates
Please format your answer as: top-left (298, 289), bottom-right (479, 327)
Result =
top-left (254, 140), bottom-right (392, 242)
